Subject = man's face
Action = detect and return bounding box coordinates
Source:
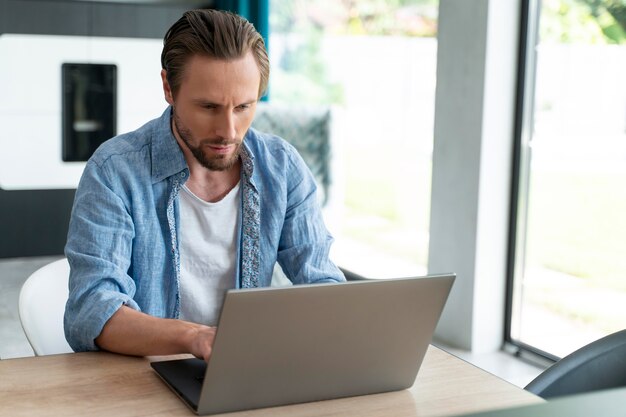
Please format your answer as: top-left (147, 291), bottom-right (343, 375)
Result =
top-left (162, 52), bottom-right (261, 171)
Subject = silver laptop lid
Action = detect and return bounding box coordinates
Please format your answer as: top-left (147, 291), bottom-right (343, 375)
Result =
top-left (197, 274), bottom-right (455, 415)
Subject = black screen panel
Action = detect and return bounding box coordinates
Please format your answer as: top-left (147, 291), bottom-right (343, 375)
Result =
top-left (62, 63), bottom-right (117, 162)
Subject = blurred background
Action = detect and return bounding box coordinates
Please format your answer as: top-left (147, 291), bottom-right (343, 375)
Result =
top-left (0, 0), bottom-right (625, 372)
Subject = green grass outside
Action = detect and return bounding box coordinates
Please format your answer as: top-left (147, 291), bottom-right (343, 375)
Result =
top-left (342, 145), bottom-right (431, 267)
top-left (526, 169), bottom-right (626, 292)
top-left (341, 160), bottom-right (626, 297)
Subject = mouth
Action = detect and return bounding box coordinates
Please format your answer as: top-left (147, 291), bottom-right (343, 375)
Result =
top-left (206, 143), bottom-right (236, 155)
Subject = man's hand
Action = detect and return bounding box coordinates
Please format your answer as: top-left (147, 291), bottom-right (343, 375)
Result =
top-left (188, 325), bottom-right (218, 362)
top-left (95, 305), bottom-right (217, 361)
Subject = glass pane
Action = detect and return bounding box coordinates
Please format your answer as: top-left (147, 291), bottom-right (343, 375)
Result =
top-left (512, 0), bottom-right (626, 357)
top-left (269, 0), bottom-right (438, 278)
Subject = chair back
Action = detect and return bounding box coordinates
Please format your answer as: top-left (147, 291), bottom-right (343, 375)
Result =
top-left (252, 104), bottom-right (333, 206)
top-left (525, 329), bottom-right (626, 398)
top-left (18, 258), bottom-right (73, 355)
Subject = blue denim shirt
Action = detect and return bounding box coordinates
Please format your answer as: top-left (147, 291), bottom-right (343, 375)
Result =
top-left (64, 107), bottom-right (345, 352)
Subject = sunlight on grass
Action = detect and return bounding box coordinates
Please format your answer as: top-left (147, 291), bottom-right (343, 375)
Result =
top-left (526, 170), bottom-right (626, 291)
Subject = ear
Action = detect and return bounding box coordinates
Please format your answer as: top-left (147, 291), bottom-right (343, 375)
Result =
top-left (161, 69), bottom-right (174, 105)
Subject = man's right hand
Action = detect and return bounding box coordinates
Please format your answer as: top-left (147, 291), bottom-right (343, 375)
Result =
top-left (95, 305), bottom-right (217, 361)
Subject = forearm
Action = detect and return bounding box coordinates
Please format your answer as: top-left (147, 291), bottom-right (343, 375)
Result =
top-left (95, 306), bottom-right (216, 360)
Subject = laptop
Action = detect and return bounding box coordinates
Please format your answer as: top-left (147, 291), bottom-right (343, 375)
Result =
top-left (151, 273), bottom-right (455, 415)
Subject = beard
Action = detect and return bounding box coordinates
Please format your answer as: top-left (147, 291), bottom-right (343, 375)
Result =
top-left (172, 109), bottom-right (242, 172)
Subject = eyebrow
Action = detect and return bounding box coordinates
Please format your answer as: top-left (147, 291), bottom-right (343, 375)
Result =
top-left (192, 99), bottom-right (257, 107)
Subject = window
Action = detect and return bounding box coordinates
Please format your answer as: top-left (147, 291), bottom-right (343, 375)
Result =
top-left (509, 0), bottom-right (626, 358)
top-left (269, 0), bottom-right (439, 278)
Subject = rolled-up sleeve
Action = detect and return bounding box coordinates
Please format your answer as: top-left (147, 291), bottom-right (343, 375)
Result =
top-left (64, 159), bottom-right (140, 352)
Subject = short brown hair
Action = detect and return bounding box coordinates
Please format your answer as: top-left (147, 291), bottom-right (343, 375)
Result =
top-left (161, 9), bottom-right (269, 98)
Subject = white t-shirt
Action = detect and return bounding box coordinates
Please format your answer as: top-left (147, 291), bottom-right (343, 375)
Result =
top-left (178, 182), bottom-right (240, 326)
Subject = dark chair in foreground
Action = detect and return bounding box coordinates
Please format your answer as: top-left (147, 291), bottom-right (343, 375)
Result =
top-left (525, 329), bottom-right (626, 399)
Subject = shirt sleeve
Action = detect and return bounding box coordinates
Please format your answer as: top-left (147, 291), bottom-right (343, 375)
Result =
top-left (276, 145), bottom-right (346, 285)
top-left (64, 159), bottom-right (140, 352)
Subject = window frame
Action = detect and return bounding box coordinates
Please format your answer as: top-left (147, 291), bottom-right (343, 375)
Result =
top-left (504, 0), bottom-right (560, 363)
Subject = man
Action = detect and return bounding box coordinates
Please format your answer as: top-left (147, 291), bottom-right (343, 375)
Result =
top-left (64, 9), bottom-right (344, 361)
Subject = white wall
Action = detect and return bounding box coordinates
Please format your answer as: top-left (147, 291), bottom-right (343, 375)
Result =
top-left (0, 34), bottom-right (165, 190)
top-left (429, 0), bottom-right (521, 352)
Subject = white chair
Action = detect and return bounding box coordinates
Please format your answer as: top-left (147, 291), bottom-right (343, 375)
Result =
top-left (18, 258), bottom-right (73, 355)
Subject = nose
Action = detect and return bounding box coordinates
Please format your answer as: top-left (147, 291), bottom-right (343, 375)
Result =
top-left (215, 110), bottom-right (237, 141)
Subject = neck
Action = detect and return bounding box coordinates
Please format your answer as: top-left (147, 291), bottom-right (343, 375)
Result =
top-left (170, 117), bottom-right (241, 203)
top-left (185, 159), bottom-right (241, 203)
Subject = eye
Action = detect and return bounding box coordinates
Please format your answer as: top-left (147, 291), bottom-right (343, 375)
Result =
top-left (236, 104), bottom-right (250, 111)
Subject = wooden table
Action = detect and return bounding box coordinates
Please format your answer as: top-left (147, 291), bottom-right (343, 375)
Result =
top-left (0, 346), bottom-right (542, 417)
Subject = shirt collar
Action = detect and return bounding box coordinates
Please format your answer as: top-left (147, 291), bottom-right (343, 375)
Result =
top-left (240, 138), bottom-right (257, 190)
top-left (151, 106), bottom-right (188, 184)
